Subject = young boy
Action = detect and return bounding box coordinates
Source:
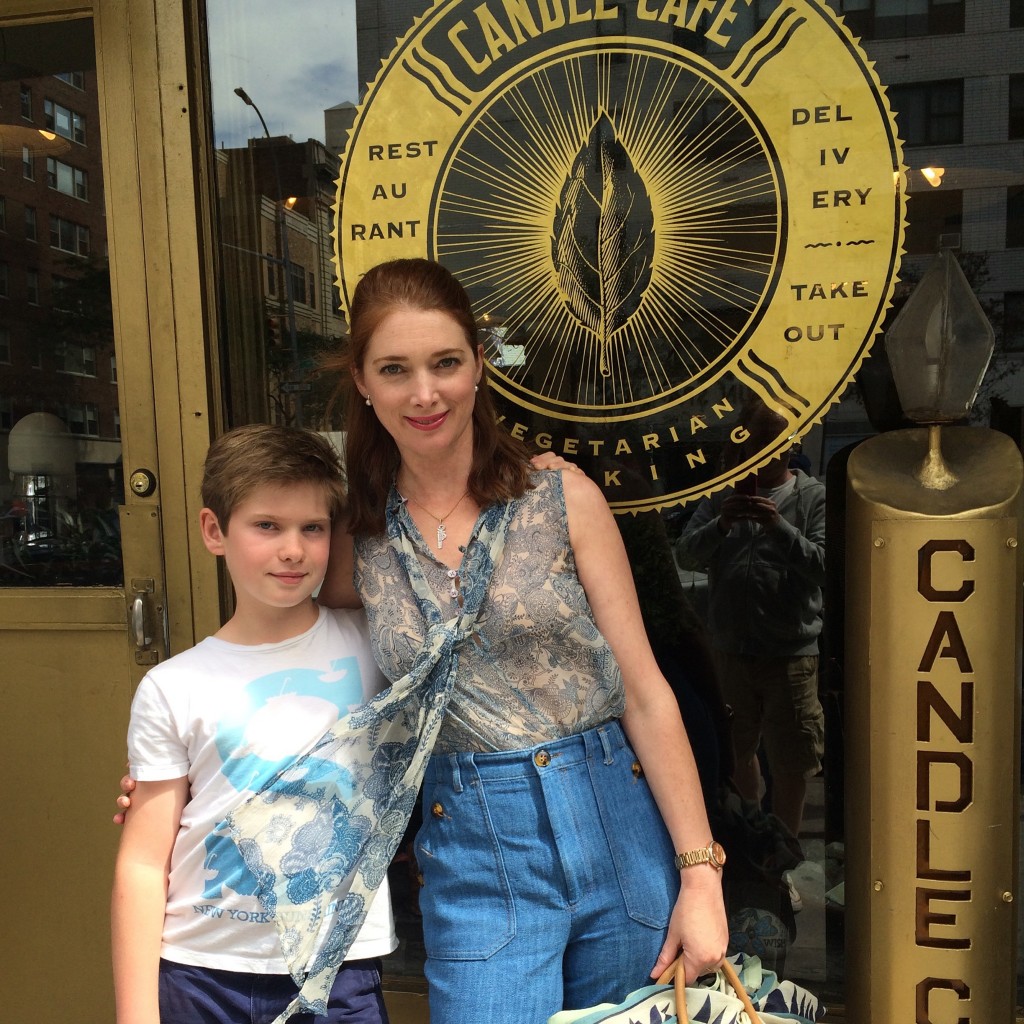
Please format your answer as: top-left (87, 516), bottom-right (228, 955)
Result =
top-left (111, 424), bottom-right (395, 1024)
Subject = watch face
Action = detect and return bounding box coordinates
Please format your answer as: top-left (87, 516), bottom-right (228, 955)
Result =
top-left (711, 842), bottom-right (727, 868)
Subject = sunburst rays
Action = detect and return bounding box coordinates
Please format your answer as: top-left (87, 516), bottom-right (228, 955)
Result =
top-left (436, 45), bottom-right (781, 419)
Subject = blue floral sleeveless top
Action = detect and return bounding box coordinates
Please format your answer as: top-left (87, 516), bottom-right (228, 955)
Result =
top-left (355, 471), bottom-right (625, 753)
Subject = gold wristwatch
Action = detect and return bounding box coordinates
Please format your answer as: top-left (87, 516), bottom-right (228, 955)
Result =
top-left (674, 841), bottom-right (726, 871)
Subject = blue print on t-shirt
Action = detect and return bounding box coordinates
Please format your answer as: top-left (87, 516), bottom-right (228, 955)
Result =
top-left (203, 658), bottom-right (363, 900)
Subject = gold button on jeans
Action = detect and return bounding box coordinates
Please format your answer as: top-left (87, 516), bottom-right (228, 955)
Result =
top-left (534, 750), bottom-right (551, 767)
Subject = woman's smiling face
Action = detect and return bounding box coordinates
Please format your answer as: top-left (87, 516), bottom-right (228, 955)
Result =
top-left (354, 307), bottom-right (482, 463)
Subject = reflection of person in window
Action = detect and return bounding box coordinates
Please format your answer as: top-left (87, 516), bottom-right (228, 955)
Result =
top-left (611, 464), bottom-right (732, 808)
top-left (674, 400), bottom-right (826, 840)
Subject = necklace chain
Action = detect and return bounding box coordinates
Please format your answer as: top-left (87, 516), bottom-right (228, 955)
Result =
top-left (404, 490), bottom-right (469, 550)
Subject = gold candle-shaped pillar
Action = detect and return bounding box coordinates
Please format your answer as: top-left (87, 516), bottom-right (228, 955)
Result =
top-left (847, 250), bottom-right (1020, 1022)
top-left (846, 428), bottom-right (1022, 1024)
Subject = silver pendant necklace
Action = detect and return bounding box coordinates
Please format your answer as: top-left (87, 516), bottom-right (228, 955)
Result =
top-left (404, 490), bottom-right (469, 550)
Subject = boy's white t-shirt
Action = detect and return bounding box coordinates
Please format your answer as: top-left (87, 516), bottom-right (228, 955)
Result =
top-left (127, 605), bottom-right (397, 974)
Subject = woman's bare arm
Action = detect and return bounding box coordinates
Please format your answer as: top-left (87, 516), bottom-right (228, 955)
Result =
top-left (561, 470), bottom-right (728, 983)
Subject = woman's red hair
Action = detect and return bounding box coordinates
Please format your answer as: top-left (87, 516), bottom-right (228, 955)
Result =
top-left (330, 259), bottom-right (533, 535)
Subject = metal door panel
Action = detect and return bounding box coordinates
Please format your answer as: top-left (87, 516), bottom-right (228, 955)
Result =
top-left (0, 4), bottom-right (214, 1019)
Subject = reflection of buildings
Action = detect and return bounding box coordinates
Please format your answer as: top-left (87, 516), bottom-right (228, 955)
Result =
top-left (355, 2), bottom-right (423, 90)
top-left (215, 128), bottom-right (349, 427)
top-left (819, 1), bottom-right (1024, 456)
top-left (0, 64), bottom-right (120, 505)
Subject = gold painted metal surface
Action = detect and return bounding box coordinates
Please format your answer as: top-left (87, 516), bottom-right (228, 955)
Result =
top-left (0, 2), bottom-right (219, 1021)
top-left (1, 624), bottom-right (131, 1021)
top-left (846, 427), bottom-right (1023, 1024)
top-left (383, 988), bottom-right (430, 1024)
top-left (120, 503), bottom-right (169, 666)
top-left (96, 0), bottom-right (220, 645)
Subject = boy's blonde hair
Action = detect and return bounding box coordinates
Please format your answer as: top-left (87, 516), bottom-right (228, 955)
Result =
top-left (201, 424), bottom-right (346, 531)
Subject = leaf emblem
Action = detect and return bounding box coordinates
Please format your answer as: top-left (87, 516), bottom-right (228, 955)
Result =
top-left (552, 111), bottom-right (654, 377)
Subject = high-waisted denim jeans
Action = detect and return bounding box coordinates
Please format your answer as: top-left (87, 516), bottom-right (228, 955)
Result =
top-left (416, 719), bottom-right (677, 1024)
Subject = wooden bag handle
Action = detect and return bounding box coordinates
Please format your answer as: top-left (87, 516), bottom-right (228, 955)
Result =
top-left (656, 956), bottom-right (764, 1024)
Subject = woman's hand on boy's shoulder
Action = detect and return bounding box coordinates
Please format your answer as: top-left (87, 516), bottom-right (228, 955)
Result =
top-left (113, 772), bottom-right (135, 825)
top-left (529, 452), bottom-right (584, 475)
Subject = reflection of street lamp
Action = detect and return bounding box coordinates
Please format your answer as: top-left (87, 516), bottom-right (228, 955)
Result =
top-left (234, 86), bottom-right (304, 424)
top-left (7, 412), bottom-right (77, 560)
top-left (0, 124), bottom-right (72, 158)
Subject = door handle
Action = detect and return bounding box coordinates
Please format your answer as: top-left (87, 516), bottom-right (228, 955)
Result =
top-left (120, 504), bottom-right (167, 671)
top-left (130, 595), bottom-right (152, 648)
top-left (129, 578), bottom-right (155, 654)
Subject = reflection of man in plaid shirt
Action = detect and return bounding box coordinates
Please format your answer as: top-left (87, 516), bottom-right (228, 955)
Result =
top-left (674, 403), bottom-right (826, 840)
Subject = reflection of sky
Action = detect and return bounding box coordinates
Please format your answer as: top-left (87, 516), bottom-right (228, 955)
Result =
top-left (207, 0), bottom-right (358, 151)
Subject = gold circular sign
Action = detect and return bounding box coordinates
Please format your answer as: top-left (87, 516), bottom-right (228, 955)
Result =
top-left (336, 1), bottom-right (904, 511)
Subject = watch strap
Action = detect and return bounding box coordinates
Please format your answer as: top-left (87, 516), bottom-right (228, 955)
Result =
top-left (674, 841), bottom-right (724, 870)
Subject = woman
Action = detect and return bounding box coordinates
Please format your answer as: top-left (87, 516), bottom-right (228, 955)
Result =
top-left (321, 258), bottom-right (727, 1022)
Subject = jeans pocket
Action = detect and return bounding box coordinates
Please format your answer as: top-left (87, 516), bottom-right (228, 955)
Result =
top-left (589, 753), bottom-right (676, 928)
top-left (415, 779), bottom-right (517, 960)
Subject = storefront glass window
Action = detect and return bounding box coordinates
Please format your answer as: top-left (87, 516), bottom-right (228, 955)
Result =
top-left (203, 1), bottom-right (1024, 1011)
top-left (0, 19), bottom-right (123, 588)
top-left (202, 2), bottom-right (355, 431)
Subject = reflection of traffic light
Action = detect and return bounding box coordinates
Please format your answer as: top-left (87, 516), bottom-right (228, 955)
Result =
top-left (266, 316), bottom-right (283, 348)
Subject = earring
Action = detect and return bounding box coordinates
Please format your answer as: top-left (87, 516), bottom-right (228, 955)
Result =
top-left (474, 384), bottom-right (479, 393)
top-left (364, 395), bottom-right (372, 407)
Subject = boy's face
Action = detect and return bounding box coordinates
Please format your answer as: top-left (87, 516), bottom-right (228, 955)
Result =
top-left (200, 482), bottom-right (332, 620)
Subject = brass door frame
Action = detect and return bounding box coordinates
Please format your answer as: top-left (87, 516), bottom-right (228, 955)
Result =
top-left (1, 0), bottom-right (221, 652)
top-left (1, 2), bottom-right (222, 1019)
top-left (94, 0), bottom-right (222, 649)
